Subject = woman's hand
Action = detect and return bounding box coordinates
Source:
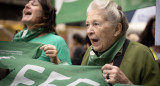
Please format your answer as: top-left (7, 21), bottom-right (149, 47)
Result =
top-left (40, 44), bottom-right (60, 64)
top-left (102, 64), bottom-right (133, 85)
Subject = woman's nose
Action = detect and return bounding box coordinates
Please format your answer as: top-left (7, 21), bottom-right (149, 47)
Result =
top-left (25, 2), bottom-right (31, 9)
top-left (87, 26), bottom-right (95, 35)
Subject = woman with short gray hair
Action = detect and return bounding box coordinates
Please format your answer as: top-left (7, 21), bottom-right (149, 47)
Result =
top-left (81, 0), bottom-right (160, 85)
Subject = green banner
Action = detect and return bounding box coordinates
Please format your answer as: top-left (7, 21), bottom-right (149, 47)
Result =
top-left (0, 41), bottom-right (108, 86)
top-left (54, 0), bottom-right (156, 24)
top-left (55, 0), bottom-right (92, 24)
top-left (114, 0), bottom-right (156, 12)
top-left (0, 41), bottom-right (140, 86)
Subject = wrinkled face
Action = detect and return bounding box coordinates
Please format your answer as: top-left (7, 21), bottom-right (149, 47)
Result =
top-left (86, 10), bottom-right (117, 52)
top-left (22, 0), bottom-right (43, 28)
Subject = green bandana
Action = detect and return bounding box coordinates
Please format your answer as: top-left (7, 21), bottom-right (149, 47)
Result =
top-left (13, 28), bottom-right (46, 42)
top-left (87, 35), bottom-right (126, 66)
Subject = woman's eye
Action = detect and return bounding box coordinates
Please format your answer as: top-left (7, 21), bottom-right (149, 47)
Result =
top-left (86, 24), bottom-right (89, 27)
top-left (32, 3), bottom-right (37, 6)
top-left (93, 23), bottom-right (99, 26)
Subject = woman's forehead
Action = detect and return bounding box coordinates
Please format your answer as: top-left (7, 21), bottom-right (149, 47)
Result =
top-left (87, 10), bottom-right (107, 21)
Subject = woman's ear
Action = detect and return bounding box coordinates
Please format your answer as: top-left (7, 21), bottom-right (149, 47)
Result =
top-left (114, 23), bottom-right (122, 37)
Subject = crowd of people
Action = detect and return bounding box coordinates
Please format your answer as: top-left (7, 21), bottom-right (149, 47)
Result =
top-left (0, 0), bottom-right (160, 85)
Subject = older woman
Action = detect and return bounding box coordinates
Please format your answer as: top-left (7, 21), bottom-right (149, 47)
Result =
top-left (13, 0), bottom-right (71, 64)
top-left (81, 0), bottom-right (160, 85)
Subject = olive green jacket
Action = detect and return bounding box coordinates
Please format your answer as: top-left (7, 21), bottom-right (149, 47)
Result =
top-left (81, 41), bottom-right (160, 86)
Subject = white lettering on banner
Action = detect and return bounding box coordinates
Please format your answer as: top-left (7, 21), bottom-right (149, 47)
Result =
top-left (67, 79), bottom-right (100, 86)
top-left (0, 50), bottom-right (23, 55)
top-left (39, 72), bottom-right (71, 86)
top-left (9, 64), bottom-right (101, 86)
top-left (0, 56), bottom-right (15, 60)
top-left (10, 64), bottom-right (45, 86)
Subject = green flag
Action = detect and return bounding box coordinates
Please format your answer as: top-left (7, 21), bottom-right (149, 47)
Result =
top-left (0, 41), bottom-right (108, 86)
top-left (54, 0), bottom-right (156, 24)
top-left (0, 41), bottom-right (140, 86)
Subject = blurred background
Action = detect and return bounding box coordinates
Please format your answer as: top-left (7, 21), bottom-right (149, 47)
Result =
top-left (0, 0), bottom-right (156, 43)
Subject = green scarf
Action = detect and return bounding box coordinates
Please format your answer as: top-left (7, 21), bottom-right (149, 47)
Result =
top-left (87, 35), bottom-right (126, 66)
top-left (13, 28), bottom-right (46, 42)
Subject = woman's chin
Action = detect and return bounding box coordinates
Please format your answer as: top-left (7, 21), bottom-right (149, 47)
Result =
top-left (21, 20), bottom-right (28, 24)
top-left (93, 46), bottom-right (101, 52)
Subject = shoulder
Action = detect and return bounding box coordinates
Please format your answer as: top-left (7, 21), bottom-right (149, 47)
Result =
top-left (46, 33), bottom-right (64, 40)
top-left (45, 33), bottom-right (66, 44)
top-left (121, 41), bottom-right (160, 85)
top-left (123, 40), bottom-right (155, 66)
top-left (122, 41), bottom-right (155, 66)
top-left (127, 41), bottom-right (152, 54)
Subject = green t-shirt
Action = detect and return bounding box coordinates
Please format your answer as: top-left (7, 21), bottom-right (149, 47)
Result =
top-left (29, 33), bottom-right (71, 65)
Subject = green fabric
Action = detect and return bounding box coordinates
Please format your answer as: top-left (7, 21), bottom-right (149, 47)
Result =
top-left (81, 46), bottom-right (92, 65)
top-left (87, 35), bottom-right (125, 66)
top-left (13, 28), bottom-right (46, 42)
top-left (0, 41), bottom-right (43, 69)
top-left (29, 33), bottom-right (71, 65)
top-left (119, 41), bottom-right (160, 86)
top-left (81, 41), bottom-right (160, 85)
top-left (55, 0), bottom-right (92, 24)
top-left (0, 41), bottom-right (108, 86)
top-left (114, 84), bottom-right (141, 86)
top-left (0, 41), bottom-right (139, 86)
top-left (13, 28), bottom-right (71, 65)
top-left (54, 0), bottom-right (155, 24)
top-left (114, 0), bottom-right (155, 12)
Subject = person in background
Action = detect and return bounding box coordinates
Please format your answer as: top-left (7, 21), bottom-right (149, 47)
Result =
top-left (69, 33), bottom-right (85, 65)
top-left (126, 32), bottom-right (139, 42)
top-left (13, 0), bottom-right (71, 64)
top-left (81, 0), bottom-right (160, 85)
top-left (139, 16), bottom-right (160, 60)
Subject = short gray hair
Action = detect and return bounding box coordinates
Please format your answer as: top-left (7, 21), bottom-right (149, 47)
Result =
top-left (87, 0), bottom-right (128, 35)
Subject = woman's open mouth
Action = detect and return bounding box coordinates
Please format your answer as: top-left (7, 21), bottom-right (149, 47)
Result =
top-left (24, 11), bottom-right (32, 16)
top-left (91, 38), bottom-right (99, 45)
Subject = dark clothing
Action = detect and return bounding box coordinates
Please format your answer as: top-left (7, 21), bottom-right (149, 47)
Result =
top-left (72, 46), bottom-right (85, 65)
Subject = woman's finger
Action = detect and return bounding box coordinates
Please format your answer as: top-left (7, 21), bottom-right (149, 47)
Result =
top-left (46, 53), bottom-right (57, 58)
top-left (102, 64), bottom-right (114, 71)
top-left (40, 45), bottom-right (48, 50)
top-left (41, 45), bottom-right (56, 51)
top-left (45, 50), bottom-right (57, 54)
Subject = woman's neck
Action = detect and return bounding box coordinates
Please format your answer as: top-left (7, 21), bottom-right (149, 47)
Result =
top-left (26, 26), bottom-right (48, 38)
top-left (26, 23), bottom-right (33, 29)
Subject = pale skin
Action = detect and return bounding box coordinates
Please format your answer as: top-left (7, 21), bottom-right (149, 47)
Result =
top-left (86, 9), bottom-right (133, 84)
top-left (40, 45), bottom-right (60, 64)
top-left (22, 0), bottom-right (60, 64)
top-left (102, 64), bottom-right (133, 84)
